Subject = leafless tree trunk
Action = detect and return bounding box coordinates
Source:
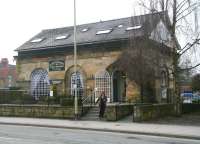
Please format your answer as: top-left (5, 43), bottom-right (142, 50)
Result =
top-left (111, 13), bottom-right (169, 103)
top-left (138, 0), bottom-right (200, 114)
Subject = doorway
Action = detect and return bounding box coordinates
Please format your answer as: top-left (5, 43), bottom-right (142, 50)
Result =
top-left (112, 71), bottom-right (126, 102)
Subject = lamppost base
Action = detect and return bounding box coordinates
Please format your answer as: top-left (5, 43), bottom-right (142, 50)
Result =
top-left (74, 114), bottom-right (79, 120)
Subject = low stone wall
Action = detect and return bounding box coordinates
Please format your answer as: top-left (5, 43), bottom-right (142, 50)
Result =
top-left (0, 104), bottom-right (81, 119)
top-left (182, 104), bottom-right (200, 114)
top-left (133, 103), bottom-right (175, 122)
top-left (105, 103), bottom-right (133, 121)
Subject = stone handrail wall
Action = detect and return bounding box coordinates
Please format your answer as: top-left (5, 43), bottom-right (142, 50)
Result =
top-left (105, 103), bottom-right (133, 121)
top-left (133, 103), bottom-right (175, 122)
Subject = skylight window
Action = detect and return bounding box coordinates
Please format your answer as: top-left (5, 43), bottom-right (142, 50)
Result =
top-left (82, 28), bottom-right (89, 32)
top-left (118, 25), bottom-right (123, 28)
top-left (55, 34), bottom-right (70, 40)
top-left (31, 38), bottom-right (43, 43)
top-left (126, 25), bottom-right (142, 31)
top-left (96, 29), bottom-right (112, 35)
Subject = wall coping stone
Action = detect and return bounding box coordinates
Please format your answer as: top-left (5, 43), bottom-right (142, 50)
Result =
top-left (0, 104), bottom-right (73, 108)
top-left (107, 103), bottom-right (133, 106)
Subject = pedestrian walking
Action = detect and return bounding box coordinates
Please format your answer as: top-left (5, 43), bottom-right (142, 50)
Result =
top-left (99, 91), bottom-right (107, 118)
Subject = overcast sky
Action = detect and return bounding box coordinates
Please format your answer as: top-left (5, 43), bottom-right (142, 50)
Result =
top-left (0, 0), bottom-right (199, 71)
top-left (0, 0), bottom-right (138, 64)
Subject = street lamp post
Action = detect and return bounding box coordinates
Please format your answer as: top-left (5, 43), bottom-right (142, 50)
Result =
top-left (73, 0), bottom-right (78, 119)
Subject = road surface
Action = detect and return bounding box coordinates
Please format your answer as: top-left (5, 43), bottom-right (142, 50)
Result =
top-left (0, 124), bottom-right (199, 144)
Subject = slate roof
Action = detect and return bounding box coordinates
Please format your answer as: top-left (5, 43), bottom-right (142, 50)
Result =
top-left (16, 11), bottom-right (169, 52)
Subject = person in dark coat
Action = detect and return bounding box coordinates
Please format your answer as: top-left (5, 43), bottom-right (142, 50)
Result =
top-left (99, 91), bottom-right (107, 118)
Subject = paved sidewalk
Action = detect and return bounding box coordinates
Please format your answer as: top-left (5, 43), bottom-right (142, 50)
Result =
top-left (0, 117), bottom-right (200, 140)
top-left (145, 113), bottom-right (200, 126)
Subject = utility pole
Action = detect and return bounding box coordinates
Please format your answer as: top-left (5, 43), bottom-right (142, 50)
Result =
top-left (73, 0), bottom-right (78, 119)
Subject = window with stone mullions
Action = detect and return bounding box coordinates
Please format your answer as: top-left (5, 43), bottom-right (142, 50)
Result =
top-left (95, 70), bottom-right (111, 101)
top-left (71, 72), bottom-right (84, 97)
top-left (30, 69), bottom-right (50, 100)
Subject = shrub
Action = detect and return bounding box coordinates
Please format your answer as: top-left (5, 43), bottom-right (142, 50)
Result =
top-left (9, 87), bottom-right (21, 90)
top-left (192, 99), bottom-right (200, 104)
top-left (60, 96), bottom-right (82, 106)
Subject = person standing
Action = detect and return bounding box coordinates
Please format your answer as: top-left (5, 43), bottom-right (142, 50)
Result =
top-left (99, 91), bottom-right (107, 118)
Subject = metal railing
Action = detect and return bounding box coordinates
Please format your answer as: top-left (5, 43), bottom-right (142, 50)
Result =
top-left (82, 90), bottom-right (96, 106)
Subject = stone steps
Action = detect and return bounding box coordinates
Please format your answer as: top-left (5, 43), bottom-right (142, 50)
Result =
top-left (82, 106), bottom-right (100, 121)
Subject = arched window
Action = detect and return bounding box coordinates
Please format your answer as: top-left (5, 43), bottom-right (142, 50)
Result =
top-left (161, 71), bottom-right (168, 99)
top-left (95, 70), bottom-right (111, 101)
top-left (71, 72), bottom-right (84, 97)
top-left (161, 71), bottom-right (167, 87)
top-left (30, 69), bottom-right (50, 100)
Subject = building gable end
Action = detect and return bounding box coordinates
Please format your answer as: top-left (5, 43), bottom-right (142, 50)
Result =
top-left (149, 20), bottom-right (173, 47)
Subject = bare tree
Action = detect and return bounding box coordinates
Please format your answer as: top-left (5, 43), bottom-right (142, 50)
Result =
top-left (138, 0), bottom-right (200, 114)
top-left (138, 0), bottom-right (200, 66)
top-left (111, 13), bottom-right (171, 103)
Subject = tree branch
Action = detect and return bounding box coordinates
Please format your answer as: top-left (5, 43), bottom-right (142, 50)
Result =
top-left (178, 38), bottom-right (200, 57)
top-left (138, 0), bottom-right (159, 13)
top-left (176, 0), bottom-right (189, 14)
top-left (176, 3), bottom-right (198, 21)
top-left (176, 6), bottom-right (198, 22)
top-left (180, 63), bottom-right (200, 71)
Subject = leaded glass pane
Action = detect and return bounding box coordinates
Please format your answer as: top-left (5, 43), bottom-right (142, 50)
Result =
top-left (70, 72), bottom-right (84, 97)
top-left (30, 69), bottom-right (50, 100)
top-left (95, 70), bottom-right (111, 102)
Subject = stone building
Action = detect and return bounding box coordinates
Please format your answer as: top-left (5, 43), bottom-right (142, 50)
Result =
top-left (15, 11), bottom-right (176, 103)
top-left (0, 58), bottom-right (17, 88)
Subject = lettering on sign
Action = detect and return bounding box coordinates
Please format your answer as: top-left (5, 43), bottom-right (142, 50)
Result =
top-left (49, 60), bottom-right (65, 71)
